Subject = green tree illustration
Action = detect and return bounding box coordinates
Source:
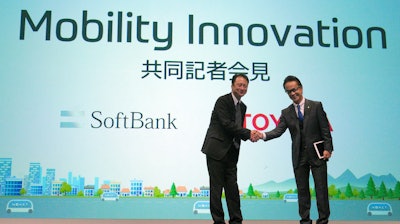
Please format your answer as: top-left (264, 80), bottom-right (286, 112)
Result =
top-left (154, 186), bottom-right (163, 198)
top-left (77, 190), bottom-right (84, 197)
top-left (365, 176), bottom-right (377, 199)
top-left (95, 189), bottom-right (103, 196)
top-left (60, 181), bottom-right (72, 196)
top-left (352, 188), bottom-right (359, 198)
top-left (345, 183), bottom-right (354, 198)
top-left (19, 188), bottom-right (27, 196)
top-left (387, 189), bottom-right (394, 199)
top-left (254, 190), bottom-right (262, 198)
top-left (275, 191), bottom-right (281, 199)
top-left (170, 182), bottom-right (177, 198)
top-left (328, 184), bottom-right (338, 198)
top-left (377, 181), bottom-right (388, 200)
top-left (359, 189), bottom-right (366, 199)
top-left (394, 181), bottom-right (400, 200)
top-left (335, 189), bottom-right (342, 199)
top-left (188, 189), bottom-right (193, 197)
top-left (247, 183), bottom-right (256, 198)
top-left (339, 191), bottom-right (346, 199)
top-left (310, 188), bottom-right (316, 198)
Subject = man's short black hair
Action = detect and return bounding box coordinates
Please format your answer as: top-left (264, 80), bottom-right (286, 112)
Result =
top-left (232, 74), bottom-right (249, 85)
top-left (283, 75), bottom-right (302, 89)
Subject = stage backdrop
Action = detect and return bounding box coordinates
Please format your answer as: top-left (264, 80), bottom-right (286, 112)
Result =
top-left (1, 0), bottom-right (399, 221)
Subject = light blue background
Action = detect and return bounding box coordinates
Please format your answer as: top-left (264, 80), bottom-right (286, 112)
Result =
top-left (0, 0), bottom-right (399, 220)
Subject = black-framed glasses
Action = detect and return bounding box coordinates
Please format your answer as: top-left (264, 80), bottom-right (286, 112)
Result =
top-left (285, 86), bottom-right (301, 94)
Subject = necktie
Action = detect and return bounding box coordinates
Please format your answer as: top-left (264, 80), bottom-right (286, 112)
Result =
top-left (234, 102), bottom-right (242, 149)
top-left (235, 102), bottom-right (242, 127)
top-left (297, 104), bottom-right (304, 121)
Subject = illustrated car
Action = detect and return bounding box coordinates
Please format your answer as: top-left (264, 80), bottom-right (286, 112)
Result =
top-left (367, 202), bottom-right (392, 216)
top-left (101, 192), bottom-right (119, 201)
top-left (193, 200), bottom-right (210, 214)
top-left (283, 193), bottom-right (298, 203)
top-left (6, 199), bottom-right (34, 213)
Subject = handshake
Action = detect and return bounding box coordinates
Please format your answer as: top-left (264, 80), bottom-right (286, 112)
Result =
top-left (250, 130), bottom-right (264, 142)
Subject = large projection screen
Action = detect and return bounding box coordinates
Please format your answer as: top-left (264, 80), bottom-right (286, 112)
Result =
top-left (1, 0), bottom-right (399, 221)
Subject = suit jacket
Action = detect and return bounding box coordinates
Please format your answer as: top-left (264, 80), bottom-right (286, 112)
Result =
top-left (201, 93), bottom-right (251, 160)
top-left (264, 99), bottom-right (333, 168)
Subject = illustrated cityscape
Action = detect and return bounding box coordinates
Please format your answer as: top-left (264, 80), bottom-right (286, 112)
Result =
top-left (0, 158), bottom-right (212, 198)
top-left (1, 157), bottom-right (399, 200)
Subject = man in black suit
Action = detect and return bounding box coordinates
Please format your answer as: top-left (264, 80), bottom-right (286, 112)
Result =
top-left (201, 74), bottom-right (258, 224)
top-left (258, 75), bottom-right (333, 224)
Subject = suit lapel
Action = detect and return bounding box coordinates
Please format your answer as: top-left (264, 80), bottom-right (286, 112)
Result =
top-left (289, 105), bottom-right (296, 119)
top-left (303, 99), bottom-right (310, 124)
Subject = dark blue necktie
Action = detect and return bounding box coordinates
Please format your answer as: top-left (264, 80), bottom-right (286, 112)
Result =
top-left (297, 104), bottom-right (304, 121)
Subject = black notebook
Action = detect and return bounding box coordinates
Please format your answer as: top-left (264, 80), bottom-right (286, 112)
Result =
top-left (313, 140), bottom-right (325, 159)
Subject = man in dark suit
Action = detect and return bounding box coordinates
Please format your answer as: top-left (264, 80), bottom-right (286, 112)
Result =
top-left (202, 74), bottom-right (258, 224)
top-left (259, 75), bottom-right (333, 224)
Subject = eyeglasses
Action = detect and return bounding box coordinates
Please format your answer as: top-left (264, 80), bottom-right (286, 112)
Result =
top-left (285, 86), bottom-right (301, 94)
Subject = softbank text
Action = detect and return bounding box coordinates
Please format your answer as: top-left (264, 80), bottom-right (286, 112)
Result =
top-left (91, 111), bottom-right (177, 129)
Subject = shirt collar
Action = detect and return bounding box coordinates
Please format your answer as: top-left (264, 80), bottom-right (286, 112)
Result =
top-left (293, 97), bottom-right (305, 107)
top-left (231, 92), bottom-right (240, 105)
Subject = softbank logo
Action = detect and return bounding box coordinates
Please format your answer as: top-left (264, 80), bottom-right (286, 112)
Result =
top-left (59, 110), bottom-right (85, 128)
top-left (59, 110), bottom-right (178, 129)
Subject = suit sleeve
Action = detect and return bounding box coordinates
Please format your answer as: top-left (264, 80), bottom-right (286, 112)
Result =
top-left (214, 96), bottom-right (251, 141)
top-left (317, 102), bottom-right (334, 152)
top-left (264, 110), bottom-right (288, 141)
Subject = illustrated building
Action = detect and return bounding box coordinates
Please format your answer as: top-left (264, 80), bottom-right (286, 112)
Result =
top-left (28, 162), bottom-right (42, 195)
top-left (4, 177), bottom-right (22, 196)
top-left (0, 158), bottom-right (12, 195)
top-left (44, 168), bottom-right (56, 196)
top-left (130, 179), bottom-right (143, 196)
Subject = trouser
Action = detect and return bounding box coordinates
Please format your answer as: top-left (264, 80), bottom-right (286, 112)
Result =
top-left (206, 146), bottom-right (242, 224)
top-left (294, 151), bottom-right (330, 224)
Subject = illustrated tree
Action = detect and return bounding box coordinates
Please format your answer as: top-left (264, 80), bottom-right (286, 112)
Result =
top-left (377, 181), bottom-right (388, 200)
top-left (95, 189), bottom-right (103, 196)
top-left (394, 181), bottom-right (400, 200)
top-left (275, 191), bottom-right (281, 199)
top-left (170, 182), bottom-right (177, 198)
top-left (154, 186), bottom-right (163, 198)
top-left (77, 190), bottom-right (84, 197)
top-left (19, 188), bottom-right (27, 196)
top-left (345, 183), bottom-right (354, 198)
top-left (359, 189), bottom-right (366, 200)
top-left (60, 181), bottom-right (72, 196)
top-left (335, 189), bottom-right (342, 199)
top-left (352, 188), bottom-right (359, 198)
top-left (254, 190), bottom-right (262, 198)
top-left (387, 189), bottom-right (394, 199)
top-left (188, 189), bottom-right (193, 197)
top-left (339, 191), bottom-right (346, 199)
top-left (328, 184), bottom-right (338, 198)
top-left (247, 183), bottom-right (256, 198)
top-left (365, 176), bottom-right (377, 199)
top-left (310, 188), bottom-right (316, 198)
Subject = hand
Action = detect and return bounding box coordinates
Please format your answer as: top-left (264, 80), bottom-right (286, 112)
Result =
top-left (323, 150), bottom-right (332, 160)
top-left (250, 130), bottom-right (263, 142)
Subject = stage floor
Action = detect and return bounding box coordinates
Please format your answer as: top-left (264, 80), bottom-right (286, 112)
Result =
top-left (0, 219), bottom-right (398, 224)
